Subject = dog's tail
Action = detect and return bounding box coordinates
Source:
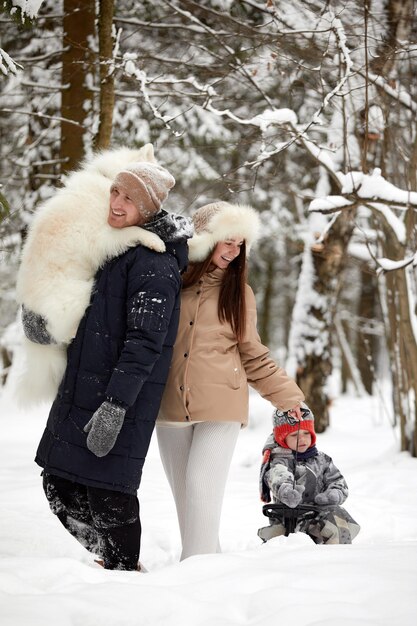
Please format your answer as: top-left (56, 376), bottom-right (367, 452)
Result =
top-left (15, 339), bottom-right (67, 407)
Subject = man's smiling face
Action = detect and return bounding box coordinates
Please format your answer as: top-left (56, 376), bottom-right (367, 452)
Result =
top-left (108, 186), bottom-right (147, 228)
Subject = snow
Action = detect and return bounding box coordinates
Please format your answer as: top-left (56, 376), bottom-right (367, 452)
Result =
top-left (251, 108), bottom-right (298, 131)
top-left (376, 255), bottom-right (416, 272)
top-left (286, 242), bottom-right (331, 378)
top-left (8, 0), bottom-right (45, 19)
top-left (0, 48), bottom-right (20, 76)
top-left (309, 195), bottom-right (354, 213)
top-left (1, 387), bottom-right (416, 625)
top-left (302, 139), bottom-right (337, 173)
top-left (340, 169), bottom-right (417, 208)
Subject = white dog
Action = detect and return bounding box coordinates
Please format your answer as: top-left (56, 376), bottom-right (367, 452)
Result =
top-left (15, 143), bottom-right (167, 405)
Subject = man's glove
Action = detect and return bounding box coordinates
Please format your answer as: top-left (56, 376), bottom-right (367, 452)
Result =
top-left (315, 489), bottom-right (342, 506)
top-left (278, 483), bottom-right (305, 508)
top-left (84, 401), bottom-right (126, 457)
top-left (22, 306), bottom-right (55, 345)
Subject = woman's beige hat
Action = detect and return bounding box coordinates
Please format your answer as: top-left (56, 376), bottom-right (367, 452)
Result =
top-left (188, 201), bottom-right (261, 262)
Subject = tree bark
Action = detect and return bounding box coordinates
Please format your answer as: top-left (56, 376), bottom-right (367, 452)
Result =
top-left (357, 270), bottom-right (377, 394)
top-left (377, 207), bottom-right (417, 455)
top-left (60, 0), bottom-right (95, 173)
top-left (94, 0), bottom-right (115, 150)
top-left (258, 250), bottom-right (276, 348)
top-left (370, 0), bottom-right (414, 76)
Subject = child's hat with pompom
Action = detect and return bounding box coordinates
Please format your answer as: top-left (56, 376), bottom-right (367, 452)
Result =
top-left (272, 403), bottom-right (316, 448)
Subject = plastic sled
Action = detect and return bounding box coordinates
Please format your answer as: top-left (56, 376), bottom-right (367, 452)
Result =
top-left (259, 502), bottom-right (322, 541)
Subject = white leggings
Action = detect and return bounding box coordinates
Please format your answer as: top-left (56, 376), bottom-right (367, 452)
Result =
top-left (156, 421), bottom-right (241, 560)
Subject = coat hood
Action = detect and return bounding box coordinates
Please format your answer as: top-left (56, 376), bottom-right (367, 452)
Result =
top-left (144, 209), bottom-right (194, 244)
top-left (144, 209), bottom-right (193, 274)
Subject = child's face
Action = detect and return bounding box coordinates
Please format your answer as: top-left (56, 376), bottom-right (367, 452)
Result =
top-left (285, 430), bottom-right (312, 452)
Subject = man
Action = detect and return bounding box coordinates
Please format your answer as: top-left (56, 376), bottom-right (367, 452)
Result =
top-left (30, 159), bottom-right (192, 570)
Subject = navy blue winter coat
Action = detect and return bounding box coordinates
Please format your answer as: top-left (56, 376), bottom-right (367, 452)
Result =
top-left (35, 216), bottom-right (189, 494)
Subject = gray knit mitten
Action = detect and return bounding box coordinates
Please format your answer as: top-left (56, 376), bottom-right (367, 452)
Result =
top-left (278, 483), bottom-right (305, 508)
top-left (22, 306), bottom-right (55, 345)
top-left (315, 489), bottom-right (342, 506)
top-left (84, 401), bottom-right (126, 457)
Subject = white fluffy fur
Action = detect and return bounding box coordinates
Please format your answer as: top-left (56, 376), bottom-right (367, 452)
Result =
top-left (19, 340), bottom-right (69, 406)
top-left (188, 203), bottom-right (260, 262)
top-left (15, 143), bottom-right (166, 405)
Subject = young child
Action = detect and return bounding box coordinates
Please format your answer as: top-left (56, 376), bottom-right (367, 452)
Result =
top-left (258, 404), bottom-right (360, 544)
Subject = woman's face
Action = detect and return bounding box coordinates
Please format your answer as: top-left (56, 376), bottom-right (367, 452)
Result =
top-left (211, 238), bottom-right (244, 270)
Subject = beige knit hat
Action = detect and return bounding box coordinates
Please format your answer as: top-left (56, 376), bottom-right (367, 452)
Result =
top-left (188, 201), bottom-right (261, 262)
top-left (111, 162), bottom-right (175, 219)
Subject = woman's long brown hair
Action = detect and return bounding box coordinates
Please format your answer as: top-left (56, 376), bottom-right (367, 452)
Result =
top-left (182, 241), bottom-right (247, 341)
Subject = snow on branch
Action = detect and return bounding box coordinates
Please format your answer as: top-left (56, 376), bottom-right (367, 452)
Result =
top-left (312, 15), bottom-right (353, 122)
top-left (309, 168), bottom-right (415, 271)
top-left (0, 48), bottom-right (22, 76)
top-left (116, 9), bottom-right (355, 176)
top-left (1, 108), bottom-right (95, 134)
top-left (162, 0), bottom-right (274, 106)
top-left (299, 137), bottom-right (340, 186)
top-left (205, 102), bottom-right (297, 129)
top-left (8, 0), bottom-right (45, 20)
top-left (205, 103), bottom-right (304, 166)
top-left (207, 11), bottom-right (353, 169)
top-left (340, 169), bottom-right (417, 207)
top-left (309, 196), bottom-right (353, 213)
top-left (355, 68), bottom-right (417, 113)
top-left (286, 13), bottom-right (354, 152)
top-left (122, 54), bottom-right (216, 137)
top-left (376, 254), bottom-right (417, 274)
top-left (123, 51), bottom-right (299, 144)
top-left (309, 169), bottom-right (417, 243)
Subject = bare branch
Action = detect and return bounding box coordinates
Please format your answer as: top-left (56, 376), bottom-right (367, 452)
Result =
top-left (1, 108), bottom-right (95, 133)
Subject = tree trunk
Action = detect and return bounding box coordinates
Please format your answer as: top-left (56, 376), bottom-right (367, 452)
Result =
top-left (357, 270), bottom-right (377, 394)
top-left (370, 0), bottom-right (414, 76)
top-left (378, 207), bottom-right (417, 455)
top-left (94, 0), bottom-right (115, 150)
top-left (258, 250), bottom-right (276, 347)
top-left (293, 211), bottom-right (356, 432)
top-left (60, 0), bottom-right (95, 173)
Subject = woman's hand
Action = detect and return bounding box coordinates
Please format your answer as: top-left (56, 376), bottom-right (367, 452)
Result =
top-left (287, 405), bottom-right (302, 421)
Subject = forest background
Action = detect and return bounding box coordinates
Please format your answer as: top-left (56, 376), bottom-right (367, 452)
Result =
top-left (1, 0), bottom-right (416, 454)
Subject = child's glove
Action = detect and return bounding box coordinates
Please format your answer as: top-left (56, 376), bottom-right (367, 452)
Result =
top-left (315, 489), bottom-right (342, 505)
top-left (84, 401), bottom-right (126, 457)
top-left (278, 483), bottom-right (305, 508)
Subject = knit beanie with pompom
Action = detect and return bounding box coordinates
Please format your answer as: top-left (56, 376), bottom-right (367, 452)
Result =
top-left (272, 403), bottom-right (316, 448)
top-left (188, 200), bottom-right (260, 262)
top-left (111, 162), bottom-right (175, 219)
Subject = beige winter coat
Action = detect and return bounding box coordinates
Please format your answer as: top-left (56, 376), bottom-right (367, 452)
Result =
top-left (158, 268), bottom-right (305, 426)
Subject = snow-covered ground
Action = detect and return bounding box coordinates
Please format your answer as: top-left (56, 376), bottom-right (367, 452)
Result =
top-left (1, 387), bottom-right (416, 625)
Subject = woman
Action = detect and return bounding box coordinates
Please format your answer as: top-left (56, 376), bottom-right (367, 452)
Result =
top-left (156, 201), bottom-right (305, 560)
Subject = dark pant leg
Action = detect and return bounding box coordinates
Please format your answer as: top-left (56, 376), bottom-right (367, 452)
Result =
top-left (43, 473), bottom-right (141, 570)
top-left (87, 486), bottom-right (141, 571)
top-left (42, 472), bottom-right (100, 554)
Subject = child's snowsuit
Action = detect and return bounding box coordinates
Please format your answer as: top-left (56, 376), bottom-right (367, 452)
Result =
top-left (258, 433), bottom-right (360, 544)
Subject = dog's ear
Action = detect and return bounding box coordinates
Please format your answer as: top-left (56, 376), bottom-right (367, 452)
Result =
top-left (136, 143), bottom-right (156, 163)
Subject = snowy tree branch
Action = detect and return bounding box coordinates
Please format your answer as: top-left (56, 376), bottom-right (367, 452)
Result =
top-left (1, 109), bottom-right (95, 133)
top-left (0, 47), bottom-right (22, 75)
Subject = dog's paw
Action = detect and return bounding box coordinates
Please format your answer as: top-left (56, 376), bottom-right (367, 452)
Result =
top-left (124, 227), bottom-right (166, 253)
